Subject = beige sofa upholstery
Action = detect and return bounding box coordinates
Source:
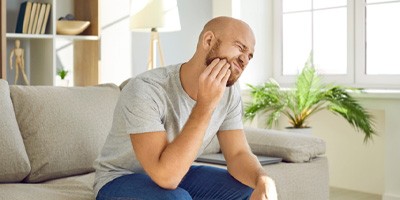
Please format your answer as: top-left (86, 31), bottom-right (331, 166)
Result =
top-left (0, 79), bottom-right (328, 200)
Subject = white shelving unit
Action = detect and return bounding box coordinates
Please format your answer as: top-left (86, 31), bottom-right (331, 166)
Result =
top-left (2, 0), bottom-right (100, 86)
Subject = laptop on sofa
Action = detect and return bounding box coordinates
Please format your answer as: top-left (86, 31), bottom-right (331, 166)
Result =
top-left (196, 153), bottom-right (282, 166)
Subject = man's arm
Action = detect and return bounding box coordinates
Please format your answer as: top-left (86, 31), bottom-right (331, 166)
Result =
top-left (130, 59), bottom-right (231, 190)
top-left (130, 104), bottom-right (213, 189)
top-left (218, 129), bottom-right (278, 199)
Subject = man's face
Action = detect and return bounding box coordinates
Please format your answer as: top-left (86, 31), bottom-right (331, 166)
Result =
top-left (205, 37), bottom-right (254, 87)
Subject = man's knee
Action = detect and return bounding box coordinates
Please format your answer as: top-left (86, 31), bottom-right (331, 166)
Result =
top-left (180, 165), bottom-right (253, 199)
top-left (97, 187), bottom-right (191, 200)
top-left (97, 173), bottom-right (192, 200)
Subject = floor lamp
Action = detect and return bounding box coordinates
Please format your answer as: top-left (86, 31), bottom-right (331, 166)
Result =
top-left (130, 0), bottom-right (181, 70)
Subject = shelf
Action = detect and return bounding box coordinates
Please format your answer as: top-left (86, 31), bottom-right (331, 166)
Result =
top-left (56, 35), bottom-right (99, 41)
top-left (6, 33), bottom-right (53, 39)
top-left (1, 0), bottom-right (100, 86)
top-left (6, 33), bottom-right (99, 41)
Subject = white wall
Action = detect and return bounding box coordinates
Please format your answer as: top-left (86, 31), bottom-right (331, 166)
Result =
top-left (360, 96), bottom-right (400, 200)
top-left (212, 0), bottom-right (241, 18)
top-left (100, 0), bottom-right (132, 85)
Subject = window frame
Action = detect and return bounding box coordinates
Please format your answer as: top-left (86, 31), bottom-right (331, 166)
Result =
top-left (273, 0), bottom-right (400, 89)
top-left (355, 0), bottom-right (400, 88)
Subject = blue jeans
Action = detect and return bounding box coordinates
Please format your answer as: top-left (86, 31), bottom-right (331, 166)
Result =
top-left (96, 165), bottom-right (253, 200)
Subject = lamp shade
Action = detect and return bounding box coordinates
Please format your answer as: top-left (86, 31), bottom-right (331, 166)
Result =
top-left (130, 0), bottom-right (181, 32)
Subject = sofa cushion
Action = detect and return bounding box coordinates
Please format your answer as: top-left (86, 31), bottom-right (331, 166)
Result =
top-left (0, 80), bottom-right (31, 182)
top-left (244, 127), bottom-right (326, 163)
top-left (202, 135), bottom-right (221, 154)
top-left (10, 84), bottom-right (120, 182)
top-left (0, 173), bottom-right (95, 200)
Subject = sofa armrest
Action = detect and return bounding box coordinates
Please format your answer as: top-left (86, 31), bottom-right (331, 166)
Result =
top-left (244, 126), bottom-right (326, 163)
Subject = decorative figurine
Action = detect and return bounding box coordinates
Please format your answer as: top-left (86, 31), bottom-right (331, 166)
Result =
top-left (9, 39), bottom-right (30, 85)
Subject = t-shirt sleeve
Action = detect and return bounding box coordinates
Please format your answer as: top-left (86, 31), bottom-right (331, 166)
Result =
top-left (219, 84), bottom-right (244, 131)
top-left (120, 78), bottom-right (166, 134)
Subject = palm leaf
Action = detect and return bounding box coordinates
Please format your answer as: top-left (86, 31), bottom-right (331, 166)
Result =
top-left (244, 82), bottom-right (283, 122)
top-left (294, 54), bottom-right (326, 125)
top-left (323, 87), bottom-right (376, 143)
top-left (266, 104), bottom-right (287, 128)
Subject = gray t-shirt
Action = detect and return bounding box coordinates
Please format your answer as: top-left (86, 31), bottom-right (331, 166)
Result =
top-left (93, 63), bottom-right (243, 195)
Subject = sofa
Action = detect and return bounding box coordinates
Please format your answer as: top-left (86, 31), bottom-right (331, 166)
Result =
top-left (0, 79), bottom-right (329, 200)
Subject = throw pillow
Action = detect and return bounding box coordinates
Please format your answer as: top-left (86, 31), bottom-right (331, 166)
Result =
top-left (245, 127), bottom-right (326, 163)
top-left (0, 80), bottom-right (31, 182)
top-left (10, 84), bottom-right (120, 182)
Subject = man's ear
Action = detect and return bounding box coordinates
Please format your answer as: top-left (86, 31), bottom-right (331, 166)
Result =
top-left (201, 31), bottom-right (215, 50)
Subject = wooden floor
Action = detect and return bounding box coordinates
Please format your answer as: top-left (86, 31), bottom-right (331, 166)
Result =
top-left (330, 187), bottom-right (381, 200)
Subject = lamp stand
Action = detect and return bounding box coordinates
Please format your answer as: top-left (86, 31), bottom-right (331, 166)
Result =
top-left (148, 28), bottom-right (165, 70)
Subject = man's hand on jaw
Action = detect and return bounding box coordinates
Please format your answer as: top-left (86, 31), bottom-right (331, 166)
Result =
top-left (197, 58), bottom-right (231, 110)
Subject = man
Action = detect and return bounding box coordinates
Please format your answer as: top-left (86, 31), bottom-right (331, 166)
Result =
top-left (94, 16), bottom-right (278, 200)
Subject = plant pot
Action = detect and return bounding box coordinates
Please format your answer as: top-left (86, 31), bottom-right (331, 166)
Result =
top-left (285, 127), bottom-right (312, 136)
top-left (56, 79), bottom-right (69, 87)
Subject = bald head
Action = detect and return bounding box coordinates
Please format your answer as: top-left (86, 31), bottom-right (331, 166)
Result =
top-left (197, 17), bottom-right (255, 50)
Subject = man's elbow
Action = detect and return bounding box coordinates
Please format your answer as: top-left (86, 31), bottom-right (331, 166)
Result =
top-left (158, 181), bottom-right (180, 190)
top-left (153, 176), bottom-right (181, 190)
top-left (145, 162), bottom-right (187, 189)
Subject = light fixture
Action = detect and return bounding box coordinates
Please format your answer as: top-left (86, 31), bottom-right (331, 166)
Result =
top-left (130, 0), bottom-right (181, 70)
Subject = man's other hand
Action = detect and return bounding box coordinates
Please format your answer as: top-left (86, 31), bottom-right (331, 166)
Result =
top-left (250, 176), bottom-right (278, 200)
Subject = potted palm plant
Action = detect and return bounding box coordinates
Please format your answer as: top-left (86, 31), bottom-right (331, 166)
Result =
top-left (244, 56), bottom-right (375, 142)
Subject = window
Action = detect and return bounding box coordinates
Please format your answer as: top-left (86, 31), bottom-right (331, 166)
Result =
top-left (274, 0), bottom-right (400, 88)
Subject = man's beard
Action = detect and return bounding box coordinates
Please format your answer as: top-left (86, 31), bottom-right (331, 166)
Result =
top-left (205, 40), bottom-right (241, 87)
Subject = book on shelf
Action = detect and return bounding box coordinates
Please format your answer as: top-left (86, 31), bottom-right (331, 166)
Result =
top-left (27, 2), bottom-right (38, 34)
top-left (35, 3), bottom-right (46, 34)
top-left (15, 1), bottom-right (32, 33)
top-left (40, 4), bottom-right (51, 34)
top-left (22, 1), bottom-right (33, 33)
top-left (31, 3), bottom-right (41, 34)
